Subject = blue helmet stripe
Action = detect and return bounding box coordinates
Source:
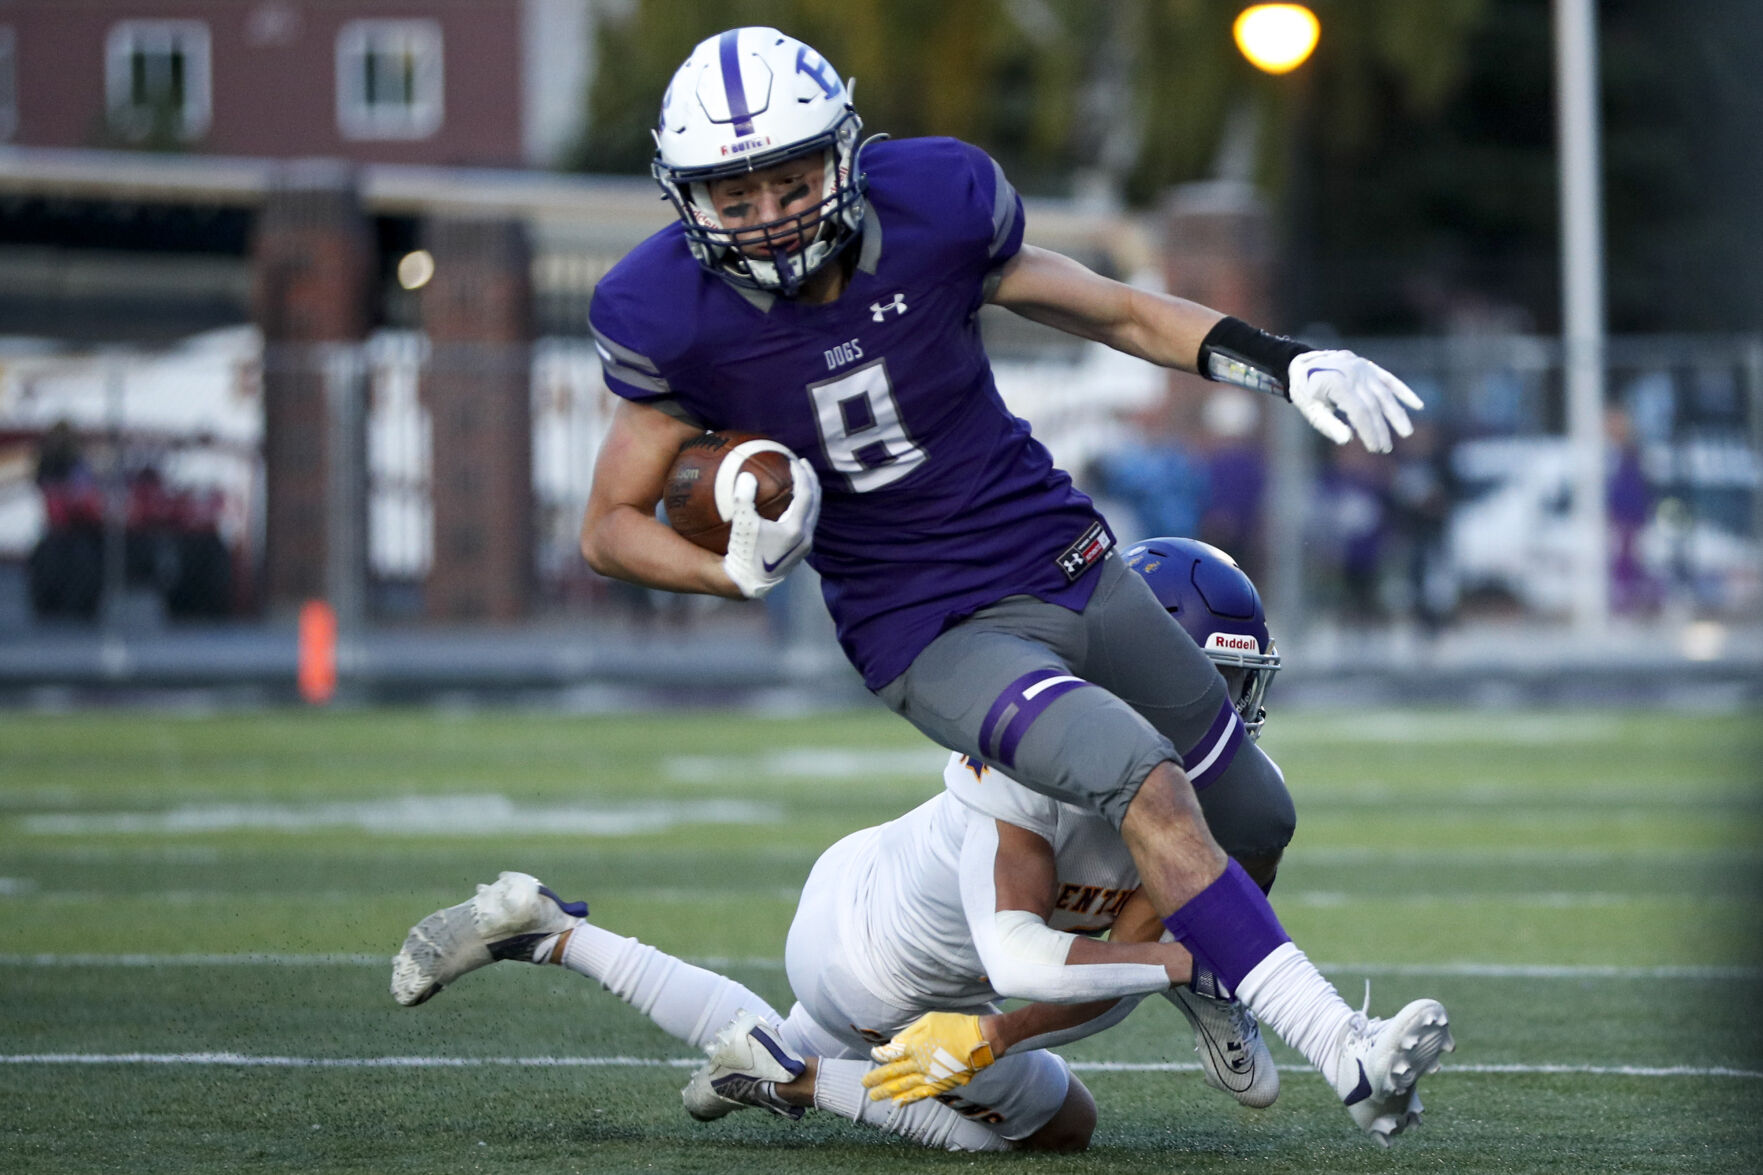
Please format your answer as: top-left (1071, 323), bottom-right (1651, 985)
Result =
top-left (717, 29), bottom-right (757, 137)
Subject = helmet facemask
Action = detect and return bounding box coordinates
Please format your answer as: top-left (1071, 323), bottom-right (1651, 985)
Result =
top-left (661, 122), bottom-right (863, 296)
top-left (1207, 640), bottom-right (1281, 740)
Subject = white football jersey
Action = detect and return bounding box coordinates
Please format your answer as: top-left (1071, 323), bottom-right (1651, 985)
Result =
top-left (828, 753), bottom-right (1143, 1009)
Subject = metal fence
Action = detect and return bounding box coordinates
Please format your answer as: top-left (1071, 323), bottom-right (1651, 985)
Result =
top-left (2, 328), bottom-right (1757, 638)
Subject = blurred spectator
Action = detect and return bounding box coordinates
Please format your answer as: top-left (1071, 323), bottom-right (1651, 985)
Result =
top-left (126, 464), bottom-right (234, 619)
top-left (28, 422), bottom-right (104, 619)
top-left (28, 427), bottom-right (234, 622)
top-left (1197, 390), bottom-right (1267, 582)
top-left (1605, 404), bottom-right (1659, 616)
top-left (1386, 419), bottom-right (1459, 636)
top-left (1087, 407), bottom-right (1208, 544)
top-left (1312, 443), bottom-right (1391, 623)
top-left (34, 420), bottom-right (90, 488)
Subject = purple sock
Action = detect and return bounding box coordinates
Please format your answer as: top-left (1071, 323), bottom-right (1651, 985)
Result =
top-left (1160, 858), bottom-right (1292, 992)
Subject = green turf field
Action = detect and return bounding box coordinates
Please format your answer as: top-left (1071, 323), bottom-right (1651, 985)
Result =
top-left (3, 706), bottom-right (1760, 1173)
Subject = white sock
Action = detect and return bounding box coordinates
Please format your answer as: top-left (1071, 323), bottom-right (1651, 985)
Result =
top-left (811, 1059), bottom-right (1011, 1152)
top-left (553, 922), bottom-right (782, 1051)
top-left (1235, 942), bottom-right (1358, 1088)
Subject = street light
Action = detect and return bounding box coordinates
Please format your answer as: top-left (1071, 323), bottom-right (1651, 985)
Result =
top-left (1227, 5), bottom-right (1319, 636)
top-left (1233, 4), bottom-right (1320, 75)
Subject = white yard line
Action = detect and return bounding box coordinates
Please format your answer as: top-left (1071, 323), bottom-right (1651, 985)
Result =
top-left (2, 954), bottom-right (1756, 980)
top-left (1068, 1061), bottom-right (1763, 1078)
top-left (0, 952), bottom-right (390, 966)
top-left (0, 1053), bottom-right (1757, 1080)
top-left (17, 796), bottom-right (783, 836)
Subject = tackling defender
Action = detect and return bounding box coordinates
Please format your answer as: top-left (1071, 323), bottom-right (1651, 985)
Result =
top-left (395, 540), bottom-right (1453, 1151)
top-left (579, 24), bottom-right (1442, 1148)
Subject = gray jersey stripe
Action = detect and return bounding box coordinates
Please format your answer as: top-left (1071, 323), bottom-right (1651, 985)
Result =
top-left (988, 156), bottom-right (1019, 258)
top-left (592, 328), bottom-right (663, 376)
top-left (648, 398), bottom-right (706, 427)
top-left (599, 357), bottom-right (672, 395)
top-left (856, 199), bottom-right (883, 274)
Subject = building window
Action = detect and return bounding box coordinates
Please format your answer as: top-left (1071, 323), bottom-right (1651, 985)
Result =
top-left (105, 21), bottom-right (212, 141)
top-left (336, 20), bottom-right (443, 141)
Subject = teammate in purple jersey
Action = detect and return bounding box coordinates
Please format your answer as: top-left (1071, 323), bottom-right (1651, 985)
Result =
top-left (579, 27), bottom-right (1447, 1144)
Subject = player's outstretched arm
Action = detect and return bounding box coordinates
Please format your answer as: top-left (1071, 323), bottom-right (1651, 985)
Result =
top-left (580, 399), bottom-right (744, 597)
top-left (988, 244), bottom-right (1223, 372)
top-left (961, 818), bottom-right (1188, 1005)
top-left (988, 245), bottom-right (1423, 453)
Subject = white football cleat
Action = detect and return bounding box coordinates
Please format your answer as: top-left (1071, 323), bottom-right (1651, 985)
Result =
top-left (1327, 997), bottom-right (1454, 1146)
top-left (680, 1064), bottom-right (742, 1122)
top-left (681, 1009), bottom-right (806, 1121)
top-left (1169, 983), bottom-right (1280, 1108)
top-left (390, 871), bottom-right (587, 1007)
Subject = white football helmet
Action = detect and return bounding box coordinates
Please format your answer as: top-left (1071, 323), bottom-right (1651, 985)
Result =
top-left (652, 27), bottom-right (868, 296)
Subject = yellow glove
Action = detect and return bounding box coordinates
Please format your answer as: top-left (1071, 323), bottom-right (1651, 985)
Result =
top-left (860, 1012), bottom-right (997, 1105)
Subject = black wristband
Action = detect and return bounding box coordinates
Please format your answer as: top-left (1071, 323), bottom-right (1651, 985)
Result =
top-left (1197, 316), bottom-right (1310, 400)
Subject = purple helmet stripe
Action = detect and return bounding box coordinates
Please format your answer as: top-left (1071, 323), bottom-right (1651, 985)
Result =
top-left (980, 668), bottom-right (1089, 769)
top-left (1181, 701), bottom-right (1245, 791)
top-left (717, 29), bottom-right (757, 137)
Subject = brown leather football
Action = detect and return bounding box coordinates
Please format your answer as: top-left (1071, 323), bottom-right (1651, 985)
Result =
top-left (663, 431), bottom-right (795, 555)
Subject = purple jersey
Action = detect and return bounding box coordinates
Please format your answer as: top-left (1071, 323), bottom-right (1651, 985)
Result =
top-left (591, 137), bottom-right (1110, 688)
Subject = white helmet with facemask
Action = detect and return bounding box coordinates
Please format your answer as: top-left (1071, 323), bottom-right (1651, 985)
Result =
top-left (652, 27), bottom-right (868, 296)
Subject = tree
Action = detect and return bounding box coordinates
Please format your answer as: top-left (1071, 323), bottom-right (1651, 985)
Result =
top-left (567, 0), bottom-right (1759, 334)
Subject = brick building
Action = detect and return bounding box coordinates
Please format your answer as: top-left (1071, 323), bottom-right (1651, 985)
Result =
top-left (0, 0), bottom-right (592, 167)
top-left (0, 2), bottom-right (617, 622)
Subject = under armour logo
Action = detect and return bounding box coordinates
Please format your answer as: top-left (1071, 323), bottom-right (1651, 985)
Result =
top-left (869, 293), bottom-right (908, 322)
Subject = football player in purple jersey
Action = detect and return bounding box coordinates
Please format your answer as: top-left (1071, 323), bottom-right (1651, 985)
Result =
top-left (578, 27), bottom-right (1447, 1144)
top-left (395, 540), bottom-right (1450, 1149)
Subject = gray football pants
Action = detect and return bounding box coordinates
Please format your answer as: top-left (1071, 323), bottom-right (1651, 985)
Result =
top-left (876, 553), bottom-right (1294, 860)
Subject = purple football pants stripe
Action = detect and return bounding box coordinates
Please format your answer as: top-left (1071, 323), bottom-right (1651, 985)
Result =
top-left (980, 669), bottom-right (1089, 769)
top-left (1181, 702), bottom-right (1245, 792)
top-left (717, 30), bottom-right (756, 137)
top-left (979, 670), bottom-right (1051, 763)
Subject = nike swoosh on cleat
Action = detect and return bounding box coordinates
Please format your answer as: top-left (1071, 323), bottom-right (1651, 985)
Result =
top-left (537, 885), bottom-right (588, 918)
top-left (1343, 1060), bottom-right (1373, 1106)
top-left (1197, 1029), bottom-right (1254, 1089)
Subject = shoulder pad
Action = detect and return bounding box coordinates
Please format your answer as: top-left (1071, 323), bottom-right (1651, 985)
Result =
top-left (941, 753), bottom-right (1059, 840)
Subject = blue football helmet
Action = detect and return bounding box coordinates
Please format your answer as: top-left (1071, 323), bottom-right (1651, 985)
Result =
top-left (652, 27), bottom-right (869, 296)
top-left (1124, 537), bottom-right (1281, 739)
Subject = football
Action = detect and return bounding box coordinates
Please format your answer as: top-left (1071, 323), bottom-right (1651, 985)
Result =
top-left (663, 431), bottom-right (795, 555)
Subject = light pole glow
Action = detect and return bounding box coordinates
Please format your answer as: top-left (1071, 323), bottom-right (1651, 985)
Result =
top-left (1234, 4), bottom-right (1320, 75)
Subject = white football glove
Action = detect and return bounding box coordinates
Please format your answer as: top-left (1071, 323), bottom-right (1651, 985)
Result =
top-left (1287, 350), bottom-right (1424, 454)
top-left (721, 452), bottom-right (820, 599)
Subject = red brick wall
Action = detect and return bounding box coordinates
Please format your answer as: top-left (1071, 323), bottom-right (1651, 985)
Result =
top-left (5, 1), bottom-right (523, 166)
top-left (420, 216), bottom-right (533, 620)
top-left (253, 172), bottom-right (375, 611)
